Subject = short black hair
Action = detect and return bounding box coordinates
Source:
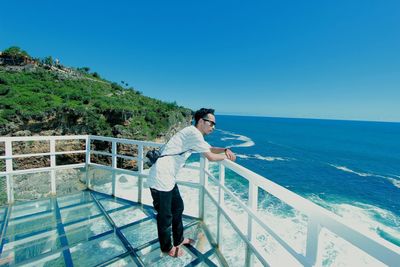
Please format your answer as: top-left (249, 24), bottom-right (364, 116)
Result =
top-left (194, 108), bottom-right (215, 125)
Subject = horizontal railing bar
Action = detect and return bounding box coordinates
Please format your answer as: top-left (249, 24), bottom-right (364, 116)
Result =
top-left (204, 189), bottom-right (270, 267)
top-left (116, 154), bottom-right (137, 161)
top-left (0, 135), bottom-right (88, 142)
top-left (0, 150), bottom-right (86, 159)
top-left (176, 180), bottom-right (202, 189)
top-left (90, 151), bottom-right (138, 161)
top-left (91, 151), bottom-right (112, 157)
top-left (0, 163), bottom-right (85, 176)
top-left (183, 165), bottom-right (200, 170)
top-left (89, 135), bottom-right (163, 147)
top-left (88, 163), bottom-right (149, 178)
top-left (54, 150), bottom-right (86, 155)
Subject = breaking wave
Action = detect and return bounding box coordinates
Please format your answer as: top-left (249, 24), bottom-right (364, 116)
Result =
top-left (236, 153), bottom-right (287, 162)
top-left (219, 130), bottom-right (255, 148)
top-left (329, 164), bottom-right (400, 189)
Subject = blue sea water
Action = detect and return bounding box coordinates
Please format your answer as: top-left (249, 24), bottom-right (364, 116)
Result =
top-left (205, 115), bottom-right (400, 247)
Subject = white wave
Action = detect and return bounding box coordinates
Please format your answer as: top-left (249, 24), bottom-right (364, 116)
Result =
top-left (387, 175), bottom-right (400, 188)
top-left (330, 164), bottom-right (400, 189)
top-left (236, 153), bottom-right (287, 162)
top-left (388, 178), bottom-right (400, 189)
top-left (254, 154), bottom-right (286, 162)
top-left (330, 164), bottom-right (373, 177)
top-left (236, 154), bottom-right (251, 159)
top-left (309, 196), bottom-right (400, 239)
top-left (218, 130), bottom-right (255, 148)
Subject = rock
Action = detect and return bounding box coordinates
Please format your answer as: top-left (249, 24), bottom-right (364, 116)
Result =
top-left (14, 130), bottom-right (31, 136)
top-left (40, 129), bottom-right (62, 136)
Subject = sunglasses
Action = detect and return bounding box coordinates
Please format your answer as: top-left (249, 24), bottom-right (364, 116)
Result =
top-left (202, 118), bottom-right (216, 127)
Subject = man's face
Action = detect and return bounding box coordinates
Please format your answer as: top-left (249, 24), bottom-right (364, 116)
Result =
top-left (199, 114), bottom-right (216, 135)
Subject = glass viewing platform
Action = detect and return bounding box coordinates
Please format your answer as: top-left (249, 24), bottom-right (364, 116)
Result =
top-left (0, 135), bottom-right (399, 266)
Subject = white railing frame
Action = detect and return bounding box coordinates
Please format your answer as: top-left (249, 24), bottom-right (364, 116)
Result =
top-left (1, 135), bottom-right (399, 267)
top-left (0, 135), bottom-right (88, 202)
top-left (201, 157), bottom-right (400, 267)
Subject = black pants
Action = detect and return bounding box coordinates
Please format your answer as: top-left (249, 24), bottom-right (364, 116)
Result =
top-left (150, 184), bottom-right (184, 252)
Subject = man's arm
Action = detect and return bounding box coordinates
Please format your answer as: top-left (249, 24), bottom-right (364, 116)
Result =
top-left (203, 147), bottom-right (236, 161)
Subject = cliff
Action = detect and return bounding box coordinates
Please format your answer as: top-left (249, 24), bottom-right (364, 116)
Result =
top-left (0, 54), bottom-right (192, 140)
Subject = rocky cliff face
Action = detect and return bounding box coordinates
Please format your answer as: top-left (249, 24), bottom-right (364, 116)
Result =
top-left (0, 64), bottom-right (192, 139)
top-left (0, 61), bottom-right (192, 179)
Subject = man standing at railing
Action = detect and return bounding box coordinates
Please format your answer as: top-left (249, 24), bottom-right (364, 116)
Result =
top-left (147, 108), bottom-right (236, 257)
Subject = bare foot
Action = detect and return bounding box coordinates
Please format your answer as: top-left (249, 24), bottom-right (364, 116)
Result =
top-left (168, 246), bottom-right (184, 257)
top-left (180, 238), bottom-right (196, 246)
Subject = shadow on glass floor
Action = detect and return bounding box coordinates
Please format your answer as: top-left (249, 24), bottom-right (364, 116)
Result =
top-left (0, 190), bottom-right (224, 266)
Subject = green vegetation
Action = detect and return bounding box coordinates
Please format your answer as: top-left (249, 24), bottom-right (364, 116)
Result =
top-left (0, 47), bottom-right (191, 139)
top-left (2, 46), bottom-right (31, 63)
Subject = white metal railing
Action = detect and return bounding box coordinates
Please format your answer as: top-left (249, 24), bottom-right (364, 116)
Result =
top-left (0, 135), bottom-right (399, 266)
top-left (199, 157), bottom-right (400, 266)
top-left (0, 135), bottom-right (88, 203)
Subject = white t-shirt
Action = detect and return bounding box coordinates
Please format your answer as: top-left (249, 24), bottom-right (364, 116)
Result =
top-left (147, 125), bottom-right (211, 191)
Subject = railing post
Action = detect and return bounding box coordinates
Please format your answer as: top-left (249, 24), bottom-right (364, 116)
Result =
top-left (137, 144), bottom-right (144, 203)
top-left (85, 136), bottom-right (91, 189)
top-left (305, 216), bottom-right (321, 266)
top-left (246, 182), bottom-right (258, 267)
top-left (50, 139), bottom-right (56, 195)
top-left (111, 141), bottom-right (117, 196)
top-left (5, 140), bottom-right (13, 203)
top-left (217, 162), bottom-right (225, 247)
top-left (199, 155), bottom-right (208, 219)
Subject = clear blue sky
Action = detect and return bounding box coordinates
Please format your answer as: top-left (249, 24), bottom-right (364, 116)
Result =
top-left (1, 0), bottom-right (399, 122)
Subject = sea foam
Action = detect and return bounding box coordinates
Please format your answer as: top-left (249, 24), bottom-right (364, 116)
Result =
top-left (388, 178), bottom-right (400, 189)
top-left (329, 164), bottom-right (373, 177)
top-left (219, 130), bottom-right (255, 148)
top-left (330, 164), bottom-right (400, 189)
top-left (236, 153), bottom-right (287, 162)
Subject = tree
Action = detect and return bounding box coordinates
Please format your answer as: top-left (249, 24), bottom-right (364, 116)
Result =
top-left (42, 56), bottom-right (53, 66)
top-left (77, 67), bottom-right (90, 73)
top-left (2, 46), bottom-right (31, 65)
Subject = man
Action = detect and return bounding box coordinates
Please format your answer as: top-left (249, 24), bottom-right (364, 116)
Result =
top-left (147, 108), bottom-right (236, 257)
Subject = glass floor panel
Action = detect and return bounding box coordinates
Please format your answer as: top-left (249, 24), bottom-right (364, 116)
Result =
top-left (70, 233), bottom-right (127, 266)
top-left (0, 190), bottom-right (225, 266)
top-left (99, 198), bottom-right (129, 211)
top-left (60, 202), bottom-right (101, 225)
top-left (121, 219), bottom-right (159, 248)
top-left (57, 191), bottom-right (93, 208)
top-left (105, 255), bottom-right (139, 266)
top-left (64, 215), bottom-right (112, 246)
top-left (20, 251), bottom-right (66, 267)
top-left (5, 212), bottom-right (57, 239)
top-left (10, 199), bottom-right (53, 219)
top-left (109, 206), bottom-right (148, 227)
top-left (137, 242), bottom-right (197, 266)
top-left (0, 230), bottom-right (61, 265)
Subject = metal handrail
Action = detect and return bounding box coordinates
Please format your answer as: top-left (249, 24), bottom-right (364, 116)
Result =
top-left (201, 157), bottom-right (400, 266)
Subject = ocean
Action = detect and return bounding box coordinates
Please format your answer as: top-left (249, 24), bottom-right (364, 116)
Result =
top-left (201, 115), bottom-right (400, 265)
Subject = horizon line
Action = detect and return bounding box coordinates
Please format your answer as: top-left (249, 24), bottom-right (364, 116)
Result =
top-left (215, 113), bottom-right (400, 124)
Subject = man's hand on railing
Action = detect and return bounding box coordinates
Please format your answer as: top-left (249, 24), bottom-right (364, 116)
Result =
top-left (224, 148), bottom-right (236, 161)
